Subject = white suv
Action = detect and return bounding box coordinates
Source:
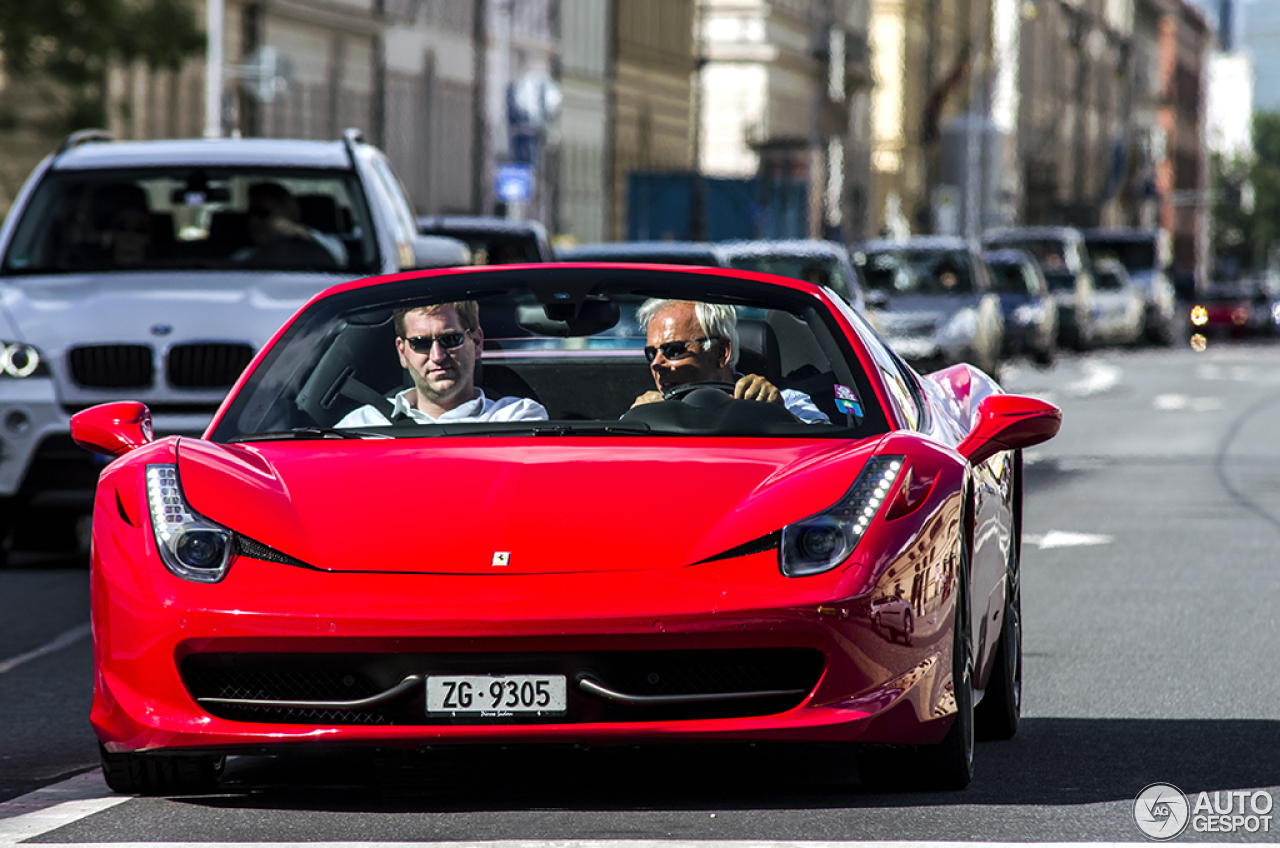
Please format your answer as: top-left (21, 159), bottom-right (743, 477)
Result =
top-left (0, 129), bottom-right (466, 563)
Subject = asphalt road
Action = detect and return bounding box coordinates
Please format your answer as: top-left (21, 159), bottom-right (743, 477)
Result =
top-left (3, 340), bottom-right (1279, 843)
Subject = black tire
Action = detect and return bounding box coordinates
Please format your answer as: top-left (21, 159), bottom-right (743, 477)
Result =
top-left (99, 744), bottom-right (224, 795)
top-left (857, 537), bottom-right (974, 791)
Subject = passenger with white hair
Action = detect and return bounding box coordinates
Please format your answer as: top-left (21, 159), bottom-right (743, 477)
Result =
top-left (629, 299), bottom-right (828, 423)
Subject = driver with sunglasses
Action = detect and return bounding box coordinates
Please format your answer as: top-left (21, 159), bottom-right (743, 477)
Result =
top-left (336, 301), bottom-right (547, 426)
top-left (629, 299), bottom-right (828, 423)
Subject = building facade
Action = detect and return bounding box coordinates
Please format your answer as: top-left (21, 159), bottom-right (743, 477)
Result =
top-left (698, 0), bottom-right (874, 243)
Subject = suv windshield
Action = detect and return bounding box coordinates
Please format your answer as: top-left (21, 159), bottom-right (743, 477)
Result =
top-left (3, 168), bottom-right (380, 275)
top-left (1085, 239), bottom-right (1156, 274)
top-left (858, 249), bottom-right (974, 295)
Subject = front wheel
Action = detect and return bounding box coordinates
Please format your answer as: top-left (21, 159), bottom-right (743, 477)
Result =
top-left (100, 744), bottom-right (225, 795)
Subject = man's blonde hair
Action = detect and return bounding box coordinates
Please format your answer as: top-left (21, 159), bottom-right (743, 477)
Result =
top-left (394, 301), bottom-right (480, 336)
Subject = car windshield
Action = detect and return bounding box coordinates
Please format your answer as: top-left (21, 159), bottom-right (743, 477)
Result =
top-left (1085, 239), bottom-right (1156, 273)
top-left (424, 230), bottom-right (543, 264)
top-left (857, 249), bottom-right (974, 295)
top-left (2, 168), bottom-right (380, 275)
top-left (986, 238), bottom-right (1069, 274)
top-left (210, 270), bottom-right (888, 442)
top-left (986, 260), bottom-right (1034, 295)
top-left (726, 254), bottom-right (853, 301)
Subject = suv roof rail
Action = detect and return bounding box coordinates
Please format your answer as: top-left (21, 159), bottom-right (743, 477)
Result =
top-left (57, 129), bottom-right (114, 155)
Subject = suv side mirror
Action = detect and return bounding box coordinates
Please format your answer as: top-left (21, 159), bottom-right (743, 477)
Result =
top-left (957, 394), bottom-right (1061, 466)
top-left (70, 402), bottom-right (154, 457)
top-left (866, 289), bottom-right (890, 309)
top-left (411, 235), bottom-right (471, 269)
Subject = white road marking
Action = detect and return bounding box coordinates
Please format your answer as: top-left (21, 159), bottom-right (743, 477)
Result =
top-left (0, 774), bottom-right (1216, 848)
top-left (1066, 361), bottom-right (1121, 397)
top-left (0, 771), bottom-right (128, 844)
top-left (1152, 394), bottom-right (1223, 412)
top-left (1025, 531), bottom-right (1114, 550)
top-left (0, 623), bottom-right (90, 676)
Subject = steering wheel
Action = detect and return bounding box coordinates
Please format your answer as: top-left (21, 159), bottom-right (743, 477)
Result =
top-left (663, 380), bottom-right (738, 401)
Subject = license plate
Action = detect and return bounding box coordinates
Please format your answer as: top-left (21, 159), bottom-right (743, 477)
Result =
top-left (426, 675), bottom-right (567, 716)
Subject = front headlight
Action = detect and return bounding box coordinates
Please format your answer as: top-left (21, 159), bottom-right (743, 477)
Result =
top-left (936, 309), bottom-right (978, 346)
top-left (146, 464), bottom-right (233, 583)
top-left (780, 456), bottom-right (904, 577)
top-left (1, 342), bottom-right (49, 378)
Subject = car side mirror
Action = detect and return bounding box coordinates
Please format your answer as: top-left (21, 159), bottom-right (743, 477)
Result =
top-left (866, 289), bottom-right (890, 309)
top-left (70, 402), bottom-right (154, 457)
top-left (957, 394), bottom-right (1061, 467)
top-left (411, 235), bottom-right (471, 269)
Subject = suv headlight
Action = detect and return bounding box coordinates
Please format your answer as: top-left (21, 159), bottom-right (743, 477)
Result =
top-left (780, 456), bottom-right (904, 577)
top-left (1, 342), bottom-right (48, 378)
top-left (146, 464), bottom-right (234, 583)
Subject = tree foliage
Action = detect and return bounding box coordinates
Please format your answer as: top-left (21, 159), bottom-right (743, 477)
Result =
top-left (1210, 110), bottom-right (1280, 277)
top-left (0, 0), bottom-right (203, 129)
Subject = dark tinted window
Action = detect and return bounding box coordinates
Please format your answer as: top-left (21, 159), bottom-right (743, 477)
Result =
top-left (857, 249), bottom-right (974, 294)
top-left (1085, 239), bottom-right (1157, 273)
top-left (4, 168), bottom-right (379, 275)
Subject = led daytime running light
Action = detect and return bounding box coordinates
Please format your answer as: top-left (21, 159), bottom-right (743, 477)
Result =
top-left (780, 456), bottom-right (904, 577)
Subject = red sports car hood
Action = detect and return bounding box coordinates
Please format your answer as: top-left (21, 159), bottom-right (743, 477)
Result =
top-left (177, 437), bottom-right (886, 575)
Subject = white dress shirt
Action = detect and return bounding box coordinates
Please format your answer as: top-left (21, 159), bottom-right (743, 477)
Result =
top-left (336, 388), bottom-right (547, 427)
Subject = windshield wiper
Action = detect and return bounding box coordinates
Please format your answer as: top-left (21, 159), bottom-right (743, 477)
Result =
top-left (525, 423), bottom-right (653, 436)
top-left (230, 427), bottom-right (392, 442)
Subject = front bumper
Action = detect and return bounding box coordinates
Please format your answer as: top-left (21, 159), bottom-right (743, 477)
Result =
top-left (92, 532), bottom-right (960, 755)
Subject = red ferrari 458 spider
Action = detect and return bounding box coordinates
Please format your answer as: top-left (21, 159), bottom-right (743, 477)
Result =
top-left (72, 263), bottom-right (1059, 795)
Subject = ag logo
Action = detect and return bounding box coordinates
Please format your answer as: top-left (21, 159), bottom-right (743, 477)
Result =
top-left (1134, 783), bottom-right (1190, 840)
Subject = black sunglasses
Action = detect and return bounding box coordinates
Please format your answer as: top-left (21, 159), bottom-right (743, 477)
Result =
top-left (403, 330), bottom-right (471, 354)
top-left (644, 337), bottom-right (715, 364)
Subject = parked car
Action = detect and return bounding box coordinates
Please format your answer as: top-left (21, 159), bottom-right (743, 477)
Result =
top-left (984, 226), bottom-right (1097, 351)
top-left (854, 236), bottom-right (1005, 379)
top-left (982, 249), bottom-right (1057, 367)
top-left (1083, 227), bottom-right (1177, 345)
top-left (719, 239), bottom-right (867, 312)
top-left (73, 262), bottom-right (1060, 794)
top-left (1090, 258), bottom-right (1145, 347)
top-left (1189, 279), bottom-right (1278, 338)
top-left (417, 215), bottom-right (553, 264)
top-left (0, 128), bottom-right (466, 564)
top-left (556, 240), bottom-right (728, 267)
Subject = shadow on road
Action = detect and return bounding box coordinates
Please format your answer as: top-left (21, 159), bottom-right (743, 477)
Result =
top-left (174, 717), bottom-right (1280, 812)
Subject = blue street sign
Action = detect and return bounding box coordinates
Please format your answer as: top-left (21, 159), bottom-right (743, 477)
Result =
top-left (495, 163), bottom-right (534, 203)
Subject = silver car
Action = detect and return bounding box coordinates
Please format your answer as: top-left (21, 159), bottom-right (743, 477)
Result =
top-left (853, 236), bottom-right (1004, 379)
top-left (0, 130), bottom-right (466, 563)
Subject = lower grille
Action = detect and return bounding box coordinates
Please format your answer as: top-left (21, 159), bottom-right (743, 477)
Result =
top-left (181, 649), bottom-right (824, 726)
top-left (166, 343), bottom-right (254, 389)
top-left (68, 344), bottom-right (153, 389)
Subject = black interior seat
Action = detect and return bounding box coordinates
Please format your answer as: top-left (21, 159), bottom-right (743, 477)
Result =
top-left (736, 318), bottom-right (781, 383)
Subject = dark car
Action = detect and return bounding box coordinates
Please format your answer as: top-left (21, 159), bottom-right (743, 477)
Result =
top-left (982, 249), bottom-right (1057, 366)
top-left (984, 226), bottom-right (1097, 351)
top-left (556, 240), bottom-right (729, 267)
top-left (719, 239), bottom-right (867, 313)
top-left (854, 236), bottom-right (1005, 379)
top-left (417, 215), bottom-right (553, 264)
top-left (1189, 279), bottom-right (1278, 339)
top-left (0, 128), bottom-right (466, 564)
